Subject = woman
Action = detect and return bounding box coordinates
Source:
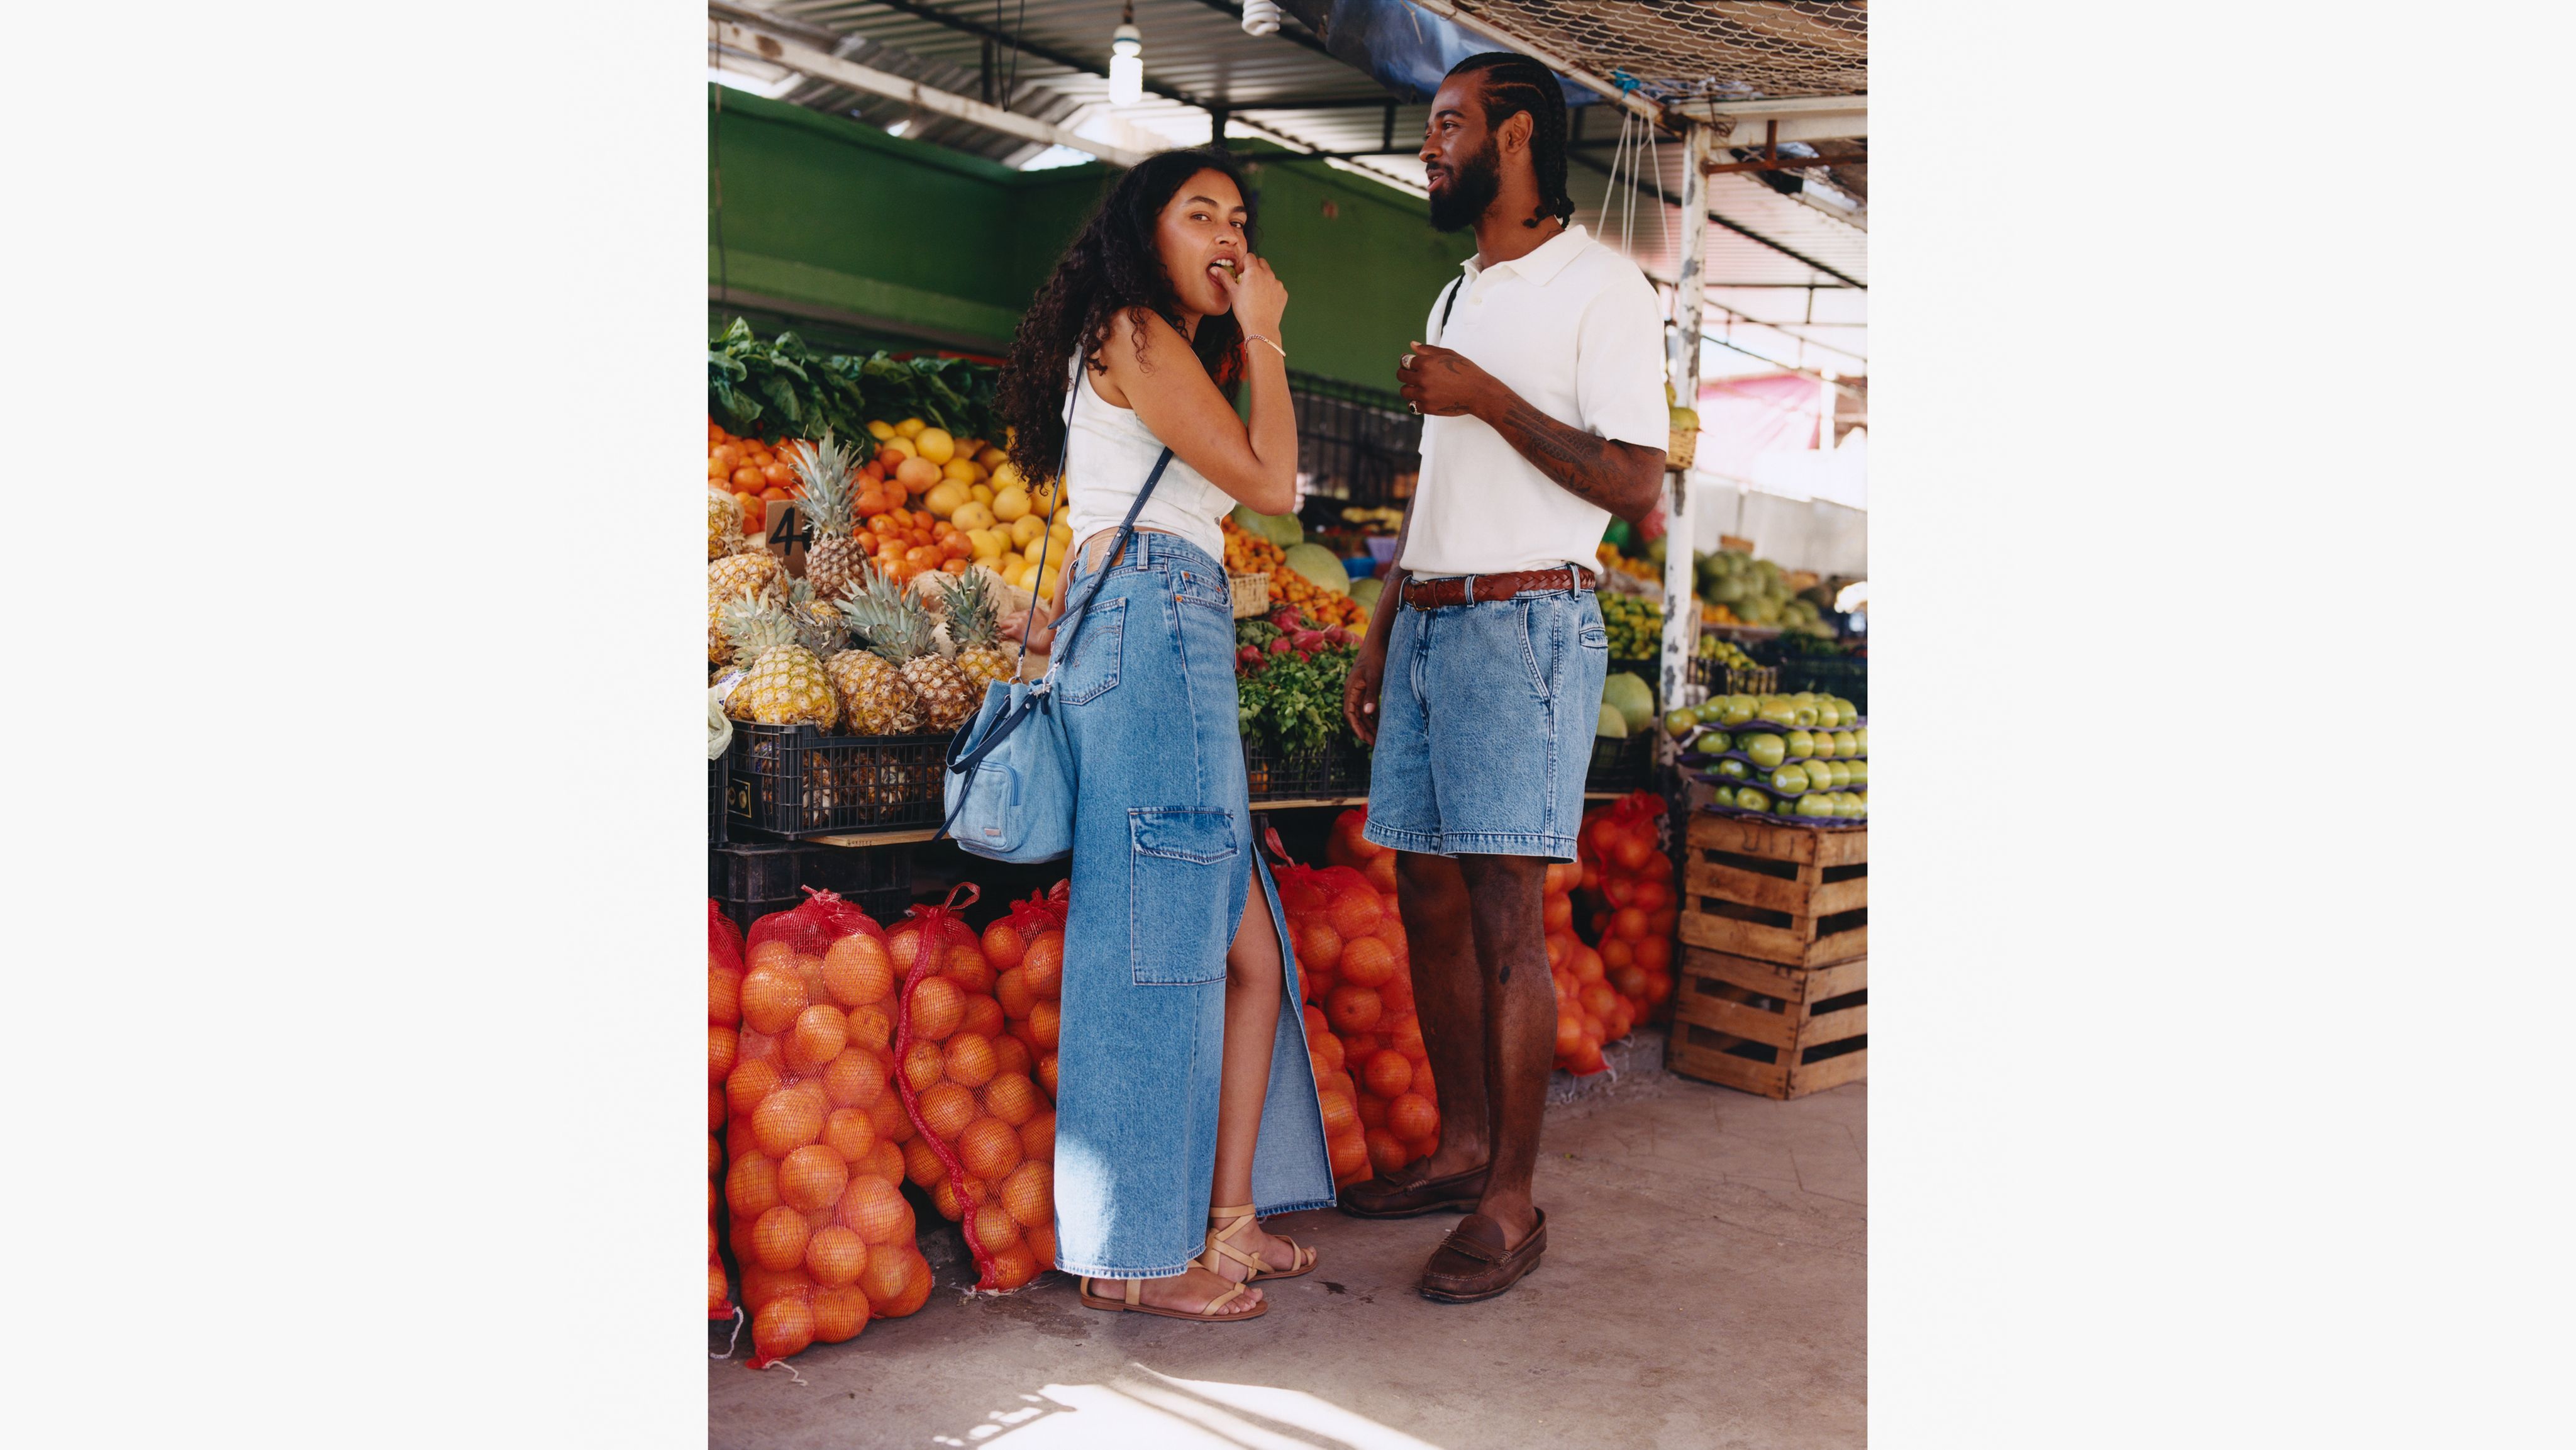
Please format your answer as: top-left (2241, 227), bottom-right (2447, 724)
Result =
top-left (994, 147), bottom-right (1333, 1321)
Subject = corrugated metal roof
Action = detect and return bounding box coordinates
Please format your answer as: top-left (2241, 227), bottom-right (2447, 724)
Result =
top-left (711, 1), bottom-right (1865, 374)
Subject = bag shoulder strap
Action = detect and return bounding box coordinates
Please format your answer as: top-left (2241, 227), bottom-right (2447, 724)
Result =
top-left (1432, 276), bottom-right (1463, 344)
top-left (1044, 445), bottom-right (1172, 681)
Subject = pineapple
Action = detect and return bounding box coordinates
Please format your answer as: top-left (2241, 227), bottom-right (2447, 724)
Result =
top-left (718, 596), bottom-right (838, 730)
top-left (709, 489), bottom-right (744, 559)
top-left (709, 549), bottom-right (784, 663)
top-left (840, 564), bottom-right (976, 732)
top-left (940, 567), bottom-right (1016, 696)
top-left (789, 431), bottom-right (866, 601)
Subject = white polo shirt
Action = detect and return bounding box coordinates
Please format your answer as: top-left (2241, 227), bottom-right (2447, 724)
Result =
top-left (1401, 224), bottom-right (1669, 579)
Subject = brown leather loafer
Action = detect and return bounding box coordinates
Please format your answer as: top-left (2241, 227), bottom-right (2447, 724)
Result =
top-left (1417, 1208), bottom-right (1547, 1303)
top-left (1336, 1162), bottom-right (1491, 1219)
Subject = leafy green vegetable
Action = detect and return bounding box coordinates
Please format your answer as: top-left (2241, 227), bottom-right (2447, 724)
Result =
top-left (706, 317), bottom-right (1004, 447)
top-left (1236, 637), bottom-right (1358, 757)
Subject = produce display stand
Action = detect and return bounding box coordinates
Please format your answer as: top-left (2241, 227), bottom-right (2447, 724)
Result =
top-left (1665, 810), bottom-right (1868, 1097)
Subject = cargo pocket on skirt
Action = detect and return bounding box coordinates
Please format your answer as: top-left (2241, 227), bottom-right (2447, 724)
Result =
top-left (1128, 808), bottom-right (1239, 985)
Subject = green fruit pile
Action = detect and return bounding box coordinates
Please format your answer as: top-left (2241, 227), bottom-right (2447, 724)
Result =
top-left (1695, 634), bottom-right (1756, 667)
top-left (1598, 593), bottom-right (1662, 658)
top-left (1694, 549), bottom-right (1834, 637)
top-left (1674, 690), bottom-right (1867, 821)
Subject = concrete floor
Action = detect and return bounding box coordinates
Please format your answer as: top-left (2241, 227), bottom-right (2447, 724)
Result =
top-left (709, 1029), bottom-right (1865, 1449)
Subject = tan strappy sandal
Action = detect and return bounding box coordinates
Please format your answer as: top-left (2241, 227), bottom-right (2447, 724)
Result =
top-left (1077, 1273), bottom-right (1267, 1321)
top-left (1201, 1203), bottom-right (1319, 1283)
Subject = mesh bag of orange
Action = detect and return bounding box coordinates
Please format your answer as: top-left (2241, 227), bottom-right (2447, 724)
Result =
top-left (1279, 815), bottom-right (1436, 1184)
top-left (1577, 790), bottom-right (1677, 1027)
top-left (723, 888), bottom-right (935, 1367)
top-left (887, 888), bottom-right (1057, 1294)
top-left (709, 902), bottom-right (747, 1322)
top-left (979, 884), bottom-right (1067, 1102)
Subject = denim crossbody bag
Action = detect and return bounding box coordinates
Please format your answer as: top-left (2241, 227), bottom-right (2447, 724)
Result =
top-left (940, 381), bottom-right (1172, 862)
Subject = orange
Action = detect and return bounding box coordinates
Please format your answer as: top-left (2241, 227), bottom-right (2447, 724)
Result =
top-left (866, 1089), bottom-right (914, 1145)
top-left (1029, 1000), bottom-right (1060, 1050)
top-left (726, 1152), bottom-right (782, 1218)
top-left (740, 968), bottom-right (809, 1035)
top-left (821, 1107), bottom-right (877, 1164)
top-left (1631, 878), bottom-right (1671, 913)
top-left (994, 966), bottom-right (1035, 1021)
top-left (726, 1058), bottom-right (784, 1117)
top-left (750, 1204), bottom-right (812, 1272)
top-left (943, 1032), bottom-right (997, 1088)
top-left (1326, 983), bottom-right (1384, 1035)
top-left (822, 1048), bottom-right (887, 1109)
top-left (1297, 919), bottom-right (1344, 971)
top-left (901, 1039), bottom-right (947, 1094)
top-left (866, 1138), bottom-right (907, 1185)
top-left (945, 942), bottom-right (996, 995)
top-left (957, 995), bottom-right (1006, 1041)
top-left (1318, 1088), bottom-right (1360, 1136)
top-left (709, 1131), bottom-right (724, 1176)
top-left (752, 1084), bottom-right (826, 1157)
top-left (980, 1073), bottom-right (1040, 1128)
top-left (1357, 1092), bottom-right (1388, 1130)
top-left (992, 1034), bottom-right (1033, 1081)
top-left (987, 1243), bottom-right (1038, 1291)
top-left (958, 1115), bottom-right (1024, 1181)
top-left (1388, 1091), bottom-right (1438, 1142)
top-left (1411, 1056), bottom-right (1438, 1095)
top-left (1543, 893), bottom-right (1574, 933)
top-left (1580, 983), bottom-right (1617, 1019)
top-left (1365, 1128), bottom-right (1409, 1176)
top-left (738, 1264), bottom-right (812, 1314)
top-left (1307, 1046), bottom-right (1336, 1084)
top-left (779, 1144), bottom-right (850, 1212)
top-left (1327, 886), bottom-right (1382, 941)
top-left (1036, 1053), bottom-right (1058, 1099)
top-left (1302, 1004), bottom-right (1331, 1039)
top-left (747, 939), bottom-right (803, 976)
top-left (1362, 1049), bottom-right (1414, 1100)
top-left (708, 1023), bottom-right (738, 1083)
top-left (709, 1085), bottom-right (727, 1132)
top-left (839, 1174), bottom-right (913, 1244)
top-left (821, 932), bottom-right (894, 1007)
top-left (804, 1224), bottom-right (869, 1287)
top-left (1019, 1110), bottom-right (1055, 1164)
top-left (1387, 1012), bottom-right (1424, 1057)
top-left (751, 1295), bottom-right (816, 1362)
top-left (998, 1159), bottom-right (1053, 1227)
top-left (810, 1284), bottom-right (870, 1344)
top-left (1574, 947), bottom-right (1607, 984)
top-left (931, 1173), bottom-right (985, 1223)
top-left (1363, 851), bottom-right (1399, 893)
top-left (1598, 937), bottom-right (1632, 971)
top-left (908, 977), bottom-right (965, 1041)
top-left (982, 920), bottom-right (1028, 971)
top-left (1328, 1130), bottom-right (1370, 1179)
top-left (708, 1262), bottom-right (731, 1315)
top-left (1634, 935), bottom-right (1671, 971)
top-left (1024, 1222), bottom-right (1057, 1271)
top-left (709, 966), bottom-right (743, 1025)
top-left (970, 1200), bottom-right (1024, 1253)
top-left (919, 1081), bottom-right (977, 1141)
top-left (1021, 931), bottom-right (1065, 996)
top-left (902, 1137), bottom-right (948, 1188)
top-left (1611, 964), bottom-right (1648, 1001)
top-left (786, 1004), bottom-right (850, 1072)
top-left (886, 923), bottom-right (924, 976)
top-left (1612, 906), bottom-right (1649, 942)
top-left (862, 1246), bottom-right (931, 1316)
top-left (846, 1004), bottom-right (894, 1052)
top-left (1340, 935), bottom-right (1396, 988)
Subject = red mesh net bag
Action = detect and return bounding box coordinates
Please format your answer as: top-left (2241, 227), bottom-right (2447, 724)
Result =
top-left (1284, 815), bottom-right (1435, 1185)
top-left (979, 885), bottom-right (1067, 1102)
top-left (889, 886), bottom-right (1057, 1294)
top-left (710, 901), bottom-right (746, 1322)
top-left (724, 888), bottom-right (933, 1368)
top-left (1574, 791), bottom-right (1677, 1054)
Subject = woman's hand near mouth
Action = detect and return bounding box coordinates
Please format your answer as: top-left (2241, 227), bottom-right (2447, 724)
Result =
top-left (1218, 254), bottom-right (1286, 337)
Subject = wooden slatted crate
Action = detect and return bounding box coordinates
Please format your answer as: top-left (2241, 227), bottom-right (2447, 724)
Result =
top-left (1667, 947), bottom-right (1867, 1098)
top-left (1675, 811), bottom-right (1867, 968)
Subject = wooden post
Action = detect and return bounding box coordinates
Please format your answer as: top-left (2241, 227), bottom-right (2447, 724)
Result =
top-left (1658, 123), bottom-right (1717, 728)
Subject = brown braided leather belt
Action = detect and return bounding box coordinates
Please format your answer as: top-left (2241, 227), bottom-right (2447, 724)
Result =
top-left (1399, 565), bottom-right (1597, 610)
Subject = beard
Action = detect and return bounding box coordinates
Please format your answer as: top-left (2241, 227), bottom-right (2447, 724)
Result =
top-left (1426, 139), bottom-right (1501, 233)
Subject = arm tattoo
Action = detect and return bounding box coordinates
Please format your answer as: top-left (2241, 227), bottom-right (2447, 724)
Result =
top-left (1480, 390), bottom-right (1663, 520)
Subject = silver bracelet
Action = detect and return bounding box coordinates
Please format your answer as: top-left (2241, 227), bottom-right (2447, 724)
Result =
top-left (1244, 334), bottom-right (1287, 359)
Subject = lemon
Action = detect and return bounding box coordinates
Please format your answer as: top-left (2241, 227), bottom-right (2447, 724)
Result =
top-left (914, 428), bottom-right (955, 464)
top-left (968, 528), bottom-right (1005, 560)
top-left (865, 420), bottom-right (896, 442)
top-left (1009, 514), bottom-right (1045, 547)
top-left (895, 417), bottom-right (926, 438)
top-left (970, 482), bottom-right (994, 505)
top-left (941, 457), bottom-right (980, 484)
top-left (952, 501), bottom-right (997, 531)
top-left (989, 461), bottom-right (1025, 493)
top-left (992, 486), bottom-right (1031, 522)
top-left (923, 478), bottom-right (970, 518)
top-left (977, 445), bottom-right (1009, 470)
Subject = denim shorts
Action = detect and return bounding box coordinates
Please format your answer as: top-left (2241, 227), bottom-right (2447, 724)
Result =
top-left (1048, 531), bottom-right (1336, 1279)
top-left (1361, 584), bottom-right (1609, 862)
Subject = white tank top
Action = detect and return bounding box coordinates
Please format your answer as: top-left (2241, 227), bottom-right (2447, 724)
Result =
top-left (1060, 361), bottom-right (1233, 562)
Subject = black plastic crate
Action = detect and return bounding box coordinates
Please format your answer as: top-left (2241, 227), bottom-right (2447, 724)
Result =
top-left (726, 723), bottom-right (947, 839)
top-left (710, 842), bottom-right (914, 933)
top-left (1770, 655), bottom-right (1867, 715)
top-left (1587, 732), bottom-right (1657, 794)
top-left (1288, 371), bottom-right (1421, 517)
top-left (804, 842), bottom-right (913, 901)
top-left (1243, 733), bottom-right (1372, 801)
top-left (709, 757), bottom-right (728, 845)
top-left (1687, 659), bottom-right (1780, 698)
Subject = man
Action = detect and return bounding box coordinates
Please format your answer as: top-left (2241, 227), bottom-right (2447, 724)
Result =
top-left (1339, 52), bottom-right (1670, 1303)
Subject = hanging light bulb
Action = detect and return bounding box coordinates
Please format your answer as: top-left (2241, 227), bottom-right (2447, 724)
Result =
top-left (1108, 3), bottom-right (1145, 108)
top-left (1240, 1), bottom-right (1282, 36)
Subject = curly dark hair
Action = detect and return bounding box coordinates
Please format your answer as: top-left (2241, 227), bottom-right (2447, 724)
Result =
top-left (997, 147), bottom-right (1256, 486)
top-left (1446, 52), bottom-right (1575, 230)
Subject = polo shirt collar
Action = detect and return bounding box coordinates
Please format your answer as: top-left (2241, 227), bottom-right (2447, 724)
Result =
top-left (1460, 223), bottom-right (1593, 289)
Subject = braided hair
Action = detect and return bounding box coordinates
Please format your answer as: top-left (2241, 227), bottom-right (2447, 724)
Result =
top-left (1445, 52), bottom-right (1575, 230)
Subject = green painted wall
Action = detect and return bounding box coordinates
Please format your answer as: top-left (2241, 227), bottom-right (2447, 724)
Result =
top-left (707, 87), bottom-right (1472, 392)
